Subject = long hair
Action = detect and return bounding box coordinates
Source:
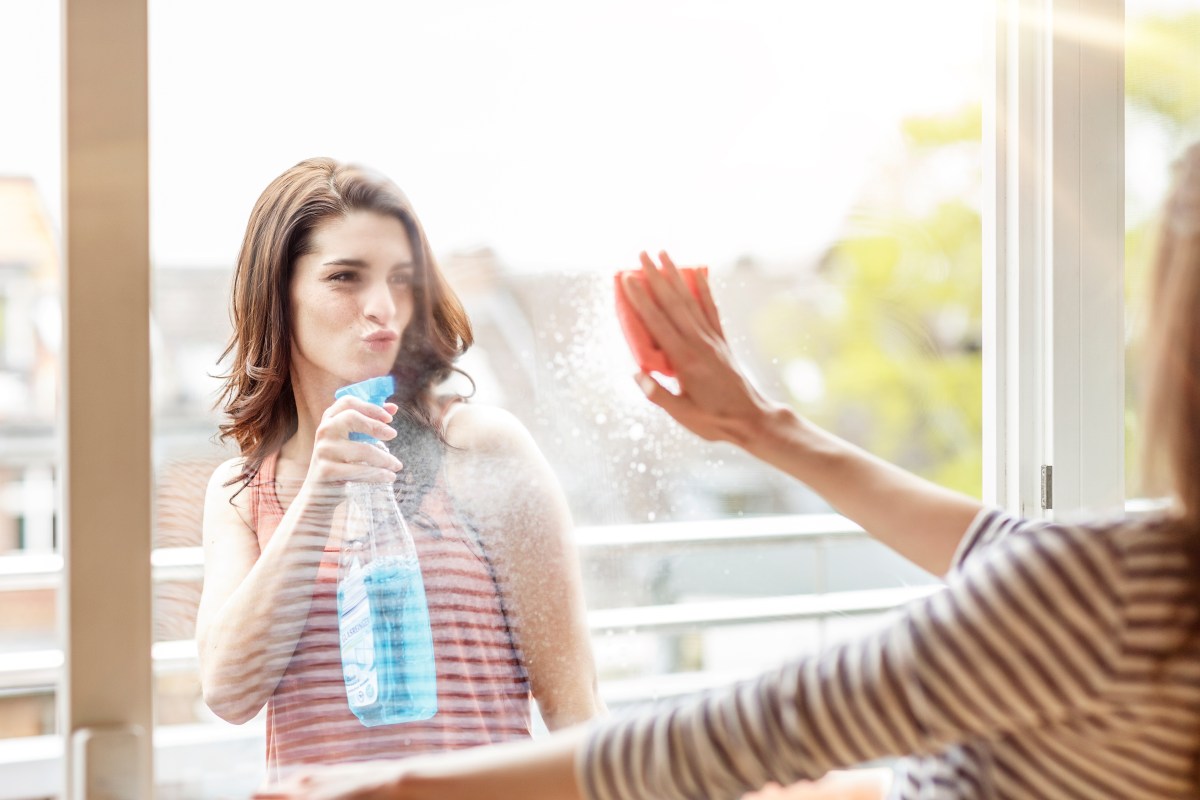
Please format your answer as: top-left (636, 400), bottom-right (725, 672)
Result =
top-left (216, 158), bottom-right (473, 486)
top-left (1141, 143), bottom-right (1200, 531)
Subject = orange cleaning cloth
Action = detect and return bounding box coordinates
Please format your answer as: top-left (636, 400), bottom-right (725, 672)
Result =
top-left (614, 266), bottom-right (707, 377)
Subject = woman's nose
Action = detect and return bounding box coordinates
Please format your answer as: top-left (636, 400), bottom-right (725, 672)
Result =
top-left (362, 279), bottom-right (396, 322)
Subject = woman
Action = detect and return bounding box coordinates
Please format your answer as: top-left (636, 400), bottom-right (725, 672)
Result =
top-left (194, 158), bottom-right (603, 781)
top-left (260, 144), bottom-right (1200, 800)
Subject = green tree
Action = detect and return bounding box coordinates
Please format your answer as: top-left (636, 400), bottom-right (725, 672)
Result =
top-left (754, 108), bottom-right (984, 497)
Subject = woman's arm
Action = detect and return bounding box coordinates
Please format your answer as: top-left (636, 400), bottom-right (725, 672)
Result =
top-left (195, 397), bottom-right (403, 723)
top-left (443, 404), bottom-right (606, 729)
top-left (620, 251), bottom-right (982, 576)
top-left (257, 513), bottom-right (1131, 800)
top-left (256, 726), bottom-right (588, 800)
top-left (578, 514), bottom-right (1129, 800)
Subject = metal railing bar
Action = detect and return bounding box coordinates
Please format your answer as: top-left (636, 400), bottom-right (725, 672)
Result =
top-left (0, 514), bottom-right (871, 593)
top-left (573, 513), bottom-right (864, 549)
top-left (0, 585), bottom-right (939, 691)
top-left (587, 585), bottom-right (938, 634)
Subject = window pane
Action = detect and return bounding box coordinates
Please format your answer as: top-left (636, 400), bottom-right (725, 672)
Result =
top-left (0, 1), bottom-right (63, 796)
top-left (1125, 1), bottom-right (1200, 499)
top-left (148, 1), bottom-right (982, 794)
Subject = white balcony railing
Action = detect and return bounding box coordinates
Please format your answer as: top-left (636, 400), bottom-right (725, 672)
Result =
top-left (0, 513), bottom-right (938, 800)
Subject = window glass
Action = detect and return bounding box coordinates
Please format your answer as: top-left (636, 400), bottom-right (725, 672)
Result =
top-left (0, 2), bottom-right (987, 795)
top-left (136, 1), bottom-right (983, 795)
top-left (0, 1), bottom-right (63, 795)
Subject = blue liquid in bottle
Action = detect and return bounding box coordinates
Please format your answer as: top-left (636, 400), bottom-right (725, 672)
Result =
top-left (334, 376), bottom-right (438, 726)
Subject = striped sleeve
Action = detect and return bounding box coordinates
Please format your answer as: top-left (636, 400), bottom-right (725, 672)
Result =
top-left (949, 506), bottom-right (1043, 572)
top-left (577, 519), bottom-right (1130, 800)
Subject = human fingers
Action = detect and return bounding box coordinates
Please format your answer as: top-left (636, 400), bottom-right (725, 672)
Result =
top-left (308, 426), bottom-right (403, 492)
top-left (656, 251), bottom-right (713, 330)
top-left (318, 404), bottom-right (398, 445)
top-left (634, 372), bottom-right (723, 442)
top-left (643, 250), bottom-right (710, 336)
top-left (308, 402), bottom-right (403, 491)
top-left (695, 269), bottom-right (724, 337)
top-left (324, 395), bottom-right (397, 429)
top-left (657, 251), bottom-right (720, 335)
top-left (622, 269), bottom-right (690, 360)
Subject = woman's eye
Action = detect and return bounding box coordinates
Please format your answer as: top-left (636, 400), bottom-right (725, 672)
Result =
top-left (390, 273), bottom-right (414, 287)
top-left (328, 272), bottom-right (355, 283)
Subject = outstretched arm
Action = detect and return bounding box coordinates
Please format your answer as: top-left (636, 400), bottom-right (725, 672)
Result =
top-left (620, 251), bottom-right (982, 576)
top-left (258, 512), bottom-right (1130, 800)
top-left (256, 727), bottom-right (588, 800)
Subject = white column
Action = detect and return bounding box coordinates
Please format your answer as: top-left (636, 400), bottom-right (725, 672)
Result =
top-left (60, 0), bottom-right (153, 796)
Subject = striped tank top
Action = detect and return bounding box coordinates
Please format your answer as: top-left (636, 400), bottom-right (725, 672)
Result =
top-left (250, 409), bottom-right (532, 779)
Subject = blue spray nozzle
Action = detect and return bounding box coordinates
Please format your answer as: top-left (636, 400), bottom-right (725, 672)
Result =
top-left (335, 375), bottom-right (396, 443)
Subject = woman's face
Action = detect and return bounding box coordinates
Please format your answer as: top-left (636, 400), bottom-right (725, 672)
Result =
top-left (289, 210), bottom-right (416, 394)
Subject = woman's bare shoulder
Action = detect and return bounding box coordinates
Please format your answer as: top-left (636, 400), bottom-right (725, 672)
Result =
top-left (204, 456), bottom-right (255, 529)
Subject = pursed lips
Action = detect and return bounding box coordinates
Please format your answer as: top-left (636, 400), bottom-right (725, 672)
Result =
top-left (361, 330), bottom-right (399, 350)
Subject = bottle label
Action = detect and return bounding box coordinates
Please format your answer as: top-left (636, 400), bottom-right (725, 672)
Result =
top-left (338, 558), bottom-right (379, 708)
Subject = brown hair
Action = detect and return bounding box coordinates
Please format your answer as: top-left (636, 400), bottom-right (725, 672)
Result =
top-left (216, 158), bottom-right (473, 484)
top-left (1141, 143), bottom-right (1200, 531)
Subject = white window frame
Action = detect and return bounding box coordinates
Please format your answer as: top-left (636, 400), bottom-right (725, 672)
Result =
top-left (984, 0), bottom-right (1124, 518)
top-left (33, 0), bottom-right (1130, 795)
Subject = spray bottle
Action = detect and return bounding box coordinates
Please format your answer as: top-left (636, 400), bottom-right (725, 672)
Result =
top-left (334, 375), bottom-right (437, 726)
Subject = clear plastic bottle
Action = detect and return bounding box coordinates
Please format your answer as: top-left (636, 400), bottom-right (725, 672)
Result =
top-left (334, 375), bottom-right (437, 726)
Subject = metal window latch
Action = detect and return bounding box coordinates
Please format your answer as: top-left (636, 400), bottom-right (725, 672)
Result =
top-left (1041, 465), bottom-right (1053, 510)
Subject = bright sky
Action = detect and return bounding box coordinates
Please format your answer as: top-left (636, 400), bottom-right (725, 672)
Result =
top-left (4, 1), bottom-right (986, 272)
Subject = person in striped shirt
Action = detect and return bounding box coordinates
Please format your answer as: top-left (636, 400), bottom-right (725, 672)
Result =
top-left (258, 146), bottom-right (1200, 799)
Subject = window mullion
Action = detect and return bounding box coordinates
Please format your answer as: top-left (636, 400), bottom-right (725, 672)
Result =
top-left (60, 0), bottom-right (153, 796)
top-left (989, 0), bottom-right (1124, 518)
top-left (988, 0), bottom-right (1052, 518)
top-left (1046, 0), bottom-right (1124, 516)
